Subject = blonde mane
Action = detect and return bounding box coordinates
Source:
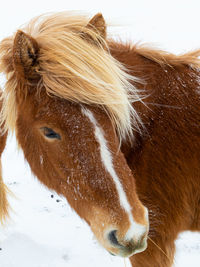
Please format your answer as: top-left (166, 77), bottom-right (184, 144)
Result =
top-left (0, 12), bottom-right (143, 140)
top-left (132, 43), bottom-right (200, 68)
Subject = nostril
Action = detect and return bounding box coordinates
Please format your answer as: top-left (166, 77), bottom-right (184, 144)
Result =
top-left (108, 230), bottom-right (120, 247)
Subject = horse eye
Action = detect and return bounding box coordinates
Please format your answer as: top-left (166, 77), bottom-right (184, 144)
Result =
top-left (40, 127), bottom-right (61, 140)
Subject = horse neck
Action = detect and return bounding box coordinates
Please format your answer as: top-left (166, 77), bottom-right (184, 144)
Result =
top-left (109, 41), bottom-right (160, 156)
top-left (110, 42), bottom-right (200, 152)
top-left (109, 42), bottom-right (200, 227)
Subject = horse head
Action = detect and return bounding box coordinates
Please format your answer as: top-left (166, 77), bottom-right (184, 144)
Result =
top-left (0, 12), bottom-right (148, 257)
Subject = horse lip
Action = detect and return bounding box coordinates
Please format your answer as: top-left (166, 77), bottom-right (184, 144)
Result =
top-left (118, 240), bottom-right (147, 257)
top-left (107, 234), bottom-right (148, 257)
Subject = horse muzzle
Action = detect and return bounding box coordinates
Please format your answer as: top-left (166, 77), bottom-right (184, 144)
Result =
top-left (106, 229), bottom-right (148, 257)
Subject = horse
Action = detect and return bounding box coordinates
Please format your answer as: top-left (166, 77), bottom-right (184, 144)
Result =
top-left (0, 12), bottom-right (199, 267)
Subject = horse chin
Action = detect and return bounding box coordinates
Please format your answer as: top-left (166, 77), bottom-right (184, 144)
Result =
top-left (106, 236), bottom-right (148, 258)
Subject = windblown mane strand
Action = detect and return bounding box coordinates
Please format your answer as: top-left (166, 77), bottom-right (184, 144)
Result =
top-left (132, 43), bottom-right (200, 68)
top-left (0, 12), bottom-right (143, 141)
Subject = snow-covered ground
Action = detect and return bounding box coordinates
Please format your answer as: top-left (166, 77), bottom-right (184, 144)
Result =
top-left (0, 1), bottom-right (200, 266)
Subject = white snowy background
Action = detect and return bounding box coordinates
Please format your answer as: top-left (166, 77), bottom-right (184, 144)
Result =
top-left (0, 1), bottom-right (200, 266)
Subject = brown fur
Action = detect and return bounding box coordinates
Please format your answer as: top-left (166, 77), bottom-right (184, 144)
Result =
top-left (110, 42), bottom-right (200, 266)
top-left (0, 12), bottom-right (200, 266)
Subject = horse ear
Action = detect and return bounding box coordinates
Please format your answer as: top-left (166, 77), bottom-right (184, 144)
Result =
top-left (87, 13), bottom-right (107, 40)
top-left (13, 30), bottom-right (40, 81)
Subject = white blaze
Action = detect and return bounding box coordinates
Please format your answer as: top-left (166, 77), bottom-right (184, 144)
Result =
top-left (82, 108), bottom-right (147, 241)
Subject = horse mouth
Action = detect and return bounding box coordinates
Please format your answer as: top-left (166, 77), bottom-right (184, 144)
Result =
top-left (107, 229), bottom-right (148, 257)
